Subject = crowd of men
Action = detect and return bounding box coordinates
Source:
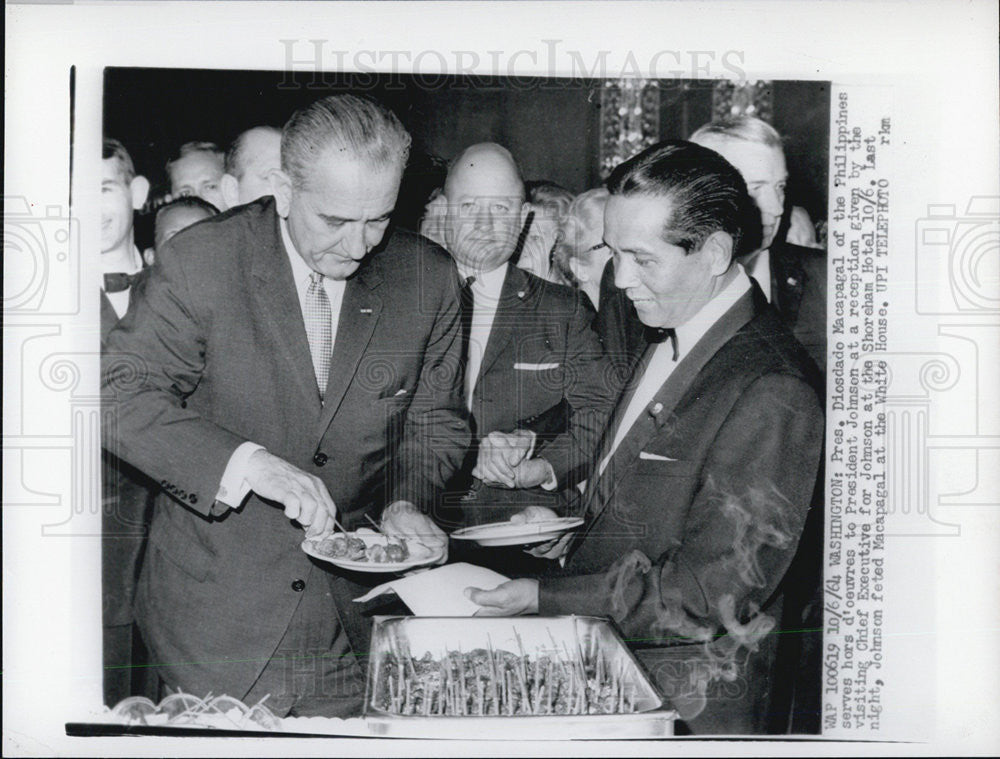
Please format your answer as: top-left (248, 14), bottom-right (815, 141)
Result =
top-left (101, 93), bottom-right (826, 734)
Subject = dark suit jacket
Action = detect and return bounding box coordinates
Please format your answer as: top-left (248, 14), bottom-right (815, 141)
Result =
top-left (102, 198), bottom-right (470, 698)
top-left (447, 265), bottom-right (619, 526)
top-left (100, 277), bottom-right (157, 632)
top-left (539, 284), bottom-right (824, 734)
top-left (769, 241), bottom-right (826, 374)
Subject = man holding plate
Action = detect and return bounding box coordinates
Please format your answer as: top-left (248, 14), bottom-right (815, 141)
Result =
top-left (468, 141), bottom-right (824, 735)
top-left (103, 95), bottom-right (468, 717)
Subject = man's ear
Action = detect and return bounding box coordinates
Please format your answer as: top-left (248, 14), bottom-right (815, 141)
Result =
top-left (270, 169), bottom-right (293, 218)
top-left (703, 231), bottom-right (734, 275)
top-left (130, 175), bottom-right (150, 211)
top-left (221, 173), bottom-right (240, 210)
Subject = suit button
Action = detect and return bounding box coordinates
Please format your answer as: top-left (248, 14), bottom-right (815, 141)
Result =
top-left (312, 452), bottom-right (328, 467)
top-left (291, 579), bottom-right (306, 592)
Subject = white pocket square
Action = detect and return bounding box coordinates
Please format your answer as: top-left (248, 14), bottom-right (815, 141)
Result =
top-left (639, 451), bottom-right (676, 462)
top-left (393, 389), bottom-right (408, 396)
top-left (513, 362), bottom-right (560, 371)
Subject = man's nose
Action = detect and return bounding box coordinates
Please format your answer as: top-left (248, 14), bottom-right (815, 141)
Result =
top-left (758, 186), bottom-right (784, 219)
top-left (472, 205), bottom-right (492, 231)
top-left (613, 255), bottom-right (639, 290)
top-left (342, 223), bottom-right (368, 260)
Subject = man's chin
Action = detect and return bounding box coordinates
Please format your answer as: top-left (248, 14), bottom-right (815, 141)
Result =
top-left (317, 259), bottom-right (362, 280)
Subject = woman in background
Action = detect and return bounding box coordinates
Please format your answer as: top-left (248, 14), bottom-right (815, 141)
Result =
top-left (551, 187), bottom-right (611, 310)
top-left (516, 180), bottom-right (575, 282)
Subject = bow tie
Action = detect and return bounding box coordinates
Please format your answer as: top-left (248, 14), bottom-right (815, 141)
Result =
top-left (645, 326), bottom-right (679, 361)
top-left (104, 271), bottom-right (142, 293)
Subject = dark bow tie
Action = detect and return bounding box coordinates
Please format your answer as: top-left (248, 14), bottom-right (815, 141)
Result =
top-left (104, 271), bottom-right (142, 293)
top-left (644, 326), bottom-right (679, 361)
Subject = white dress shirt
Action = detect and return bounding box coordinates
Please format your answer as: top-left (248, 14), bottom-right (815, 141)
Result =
top-left (457, 261), bottom-right (508, 411)
top-left (597, 266), bottom-right (753, 476)
top-left (215, 219), bottom-right (346, 508)
top-left (742, 247), bottom-right (772, 302)
top-left (102, 245), bottom-right (143, 319)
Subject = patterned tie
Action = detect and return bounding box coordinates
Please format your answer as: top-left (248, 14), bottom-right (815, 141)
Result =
top-left (304, 271), bottom-right (333, 401)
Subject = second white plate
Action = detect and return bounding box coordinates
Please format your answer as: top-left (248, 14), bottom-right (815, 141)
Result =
top-left (449, 517), bottom-right (584, 547)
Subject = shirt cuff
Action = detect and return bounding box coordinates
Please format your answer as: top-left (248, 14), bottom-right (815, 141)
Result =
top-left (215, 441), bottom-right (265, 511)
top-left (521, 429), bottom-right (538, 460)
top-left (537, 459), bottom-right (559, 491)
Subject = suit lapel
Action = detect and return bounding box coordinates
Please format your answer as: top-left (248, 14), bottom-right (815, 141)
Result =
top-left (250, 209), bottom-right (322, 410)
top-left (317, 260), bottom-right (384, 436)
top-left (474, 265), bottom-right (531, 387)
top-left (100, 290), bottom-right (119, 343)
top-left (575, 287), bottom-right (760, 544)
top-left (770, 243), bottom-right (807, 324)
top-left (574, 343), bottom-right (655, 512)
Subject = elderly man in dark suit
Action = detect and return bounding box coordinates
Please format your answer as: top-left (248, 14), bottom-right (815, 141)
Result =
top-left (433, 143), bottom-right (618, 535)
top-left (691, 116), bottom-right (826, 373)
top-left (103, 95), bottom-right (469, 717)
top-left (468, 141), bottom-right (824, 735)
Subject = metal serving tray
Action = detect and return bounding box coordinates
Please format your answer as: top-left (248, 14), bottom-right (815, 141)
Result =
top-left (362, 616), bottom-right (675, 740)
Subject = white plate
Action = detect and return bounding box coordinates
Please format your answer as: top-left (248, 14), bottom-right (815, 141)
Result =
top-left (302, 531), bottom-right (444, 573)
top-left (449, 517), bottom-right (584, 547)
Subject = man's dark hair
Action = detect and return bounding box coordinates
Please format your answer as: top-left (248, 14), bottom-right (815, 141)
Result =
top-left (154, 195), bottom-right (220, 223)
top-left (103, 138), bottom-right (136, 183)
top-left (606, 140), bottom-right (761, 257)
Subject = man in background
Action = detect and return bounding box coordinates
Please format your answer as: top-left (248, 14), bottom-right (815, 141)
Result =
top-left (437, 142), bottom-right (617, 536)
top-left (153, 196), bottom-right (219, 251)
top-left (142, 195), bottom-right (220, 267)
top-left (691, 116), bottom-right (826, 372)
top-left (221, 125), bottom-right (282, 208)
top-left (165, 140), bottom-right (229, 212)
top-left (99, 137), bottom-right (156, 705)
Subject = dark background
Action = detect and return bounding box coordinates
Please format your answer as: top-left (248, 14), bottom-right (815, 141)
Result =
top-left (104, 68), bottom-right (828, 239)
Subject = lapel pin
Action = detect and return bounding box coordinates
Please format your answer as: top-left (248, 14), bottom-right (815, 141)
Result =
top-left (787, 277), bottom-right (798, 286)
top-left (517, 290), bottom-right (526, 299)
top-left (360, 307), bottom-right (373, 314)
top-left (650, 402), bottom-right (664, 415)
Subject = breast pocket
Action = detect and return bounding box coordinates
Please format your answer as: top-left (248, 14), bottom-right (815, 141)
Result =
top-left (632, 456), bottom-right (700, 479)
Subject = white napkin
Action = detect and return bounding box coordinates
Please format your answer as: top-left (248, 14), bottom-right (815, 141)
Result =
top-left (352, 562), bottom-right (508, 616)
